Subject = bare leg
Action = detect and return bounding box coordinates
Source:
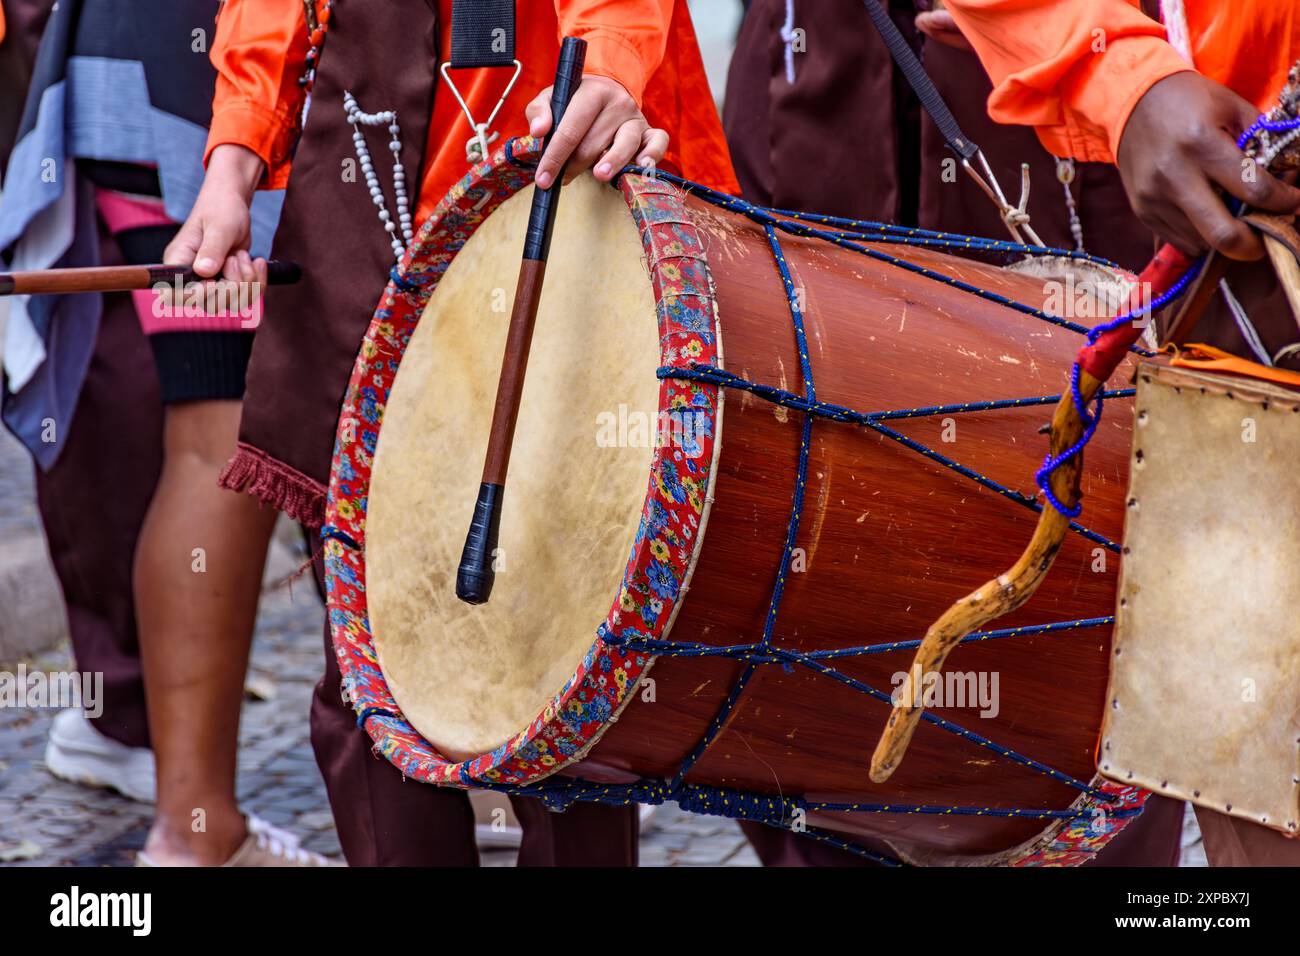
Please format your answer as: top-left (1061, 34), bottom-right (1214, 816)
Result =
top-left (135, 399), bottom-right (277, 865)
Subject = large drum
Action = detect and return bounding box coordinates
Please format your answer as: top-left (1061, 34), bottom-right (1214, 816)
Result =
top-left (324, 139), bottom-right (1147, 866)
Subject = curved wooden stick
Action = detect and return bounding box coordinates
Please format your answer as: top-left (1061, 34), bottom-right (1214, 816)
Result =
top-left (869, 244), bottom-right (1194, 783)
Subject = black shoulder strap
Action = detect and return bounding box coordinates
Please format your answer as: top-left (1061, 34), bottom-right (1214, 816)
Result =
top-left (449, 0), bottom-right (516, 68)
top-left (861, 0), bottom-right (979, 160)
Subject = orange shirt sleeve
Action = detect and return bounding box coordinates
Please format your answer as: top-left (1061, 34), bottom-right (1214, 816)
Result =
top-left (555, 0), bottom-right (674, 106)
top-left (942, 0), bottom-right (1192, 163)
top-left (205, 0), bottom-right (310, 189)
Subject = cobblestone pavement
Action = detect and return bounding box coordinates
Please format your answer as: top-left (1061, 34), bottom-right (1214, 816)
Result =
top-left (0, 569), bottom-right (762, 867)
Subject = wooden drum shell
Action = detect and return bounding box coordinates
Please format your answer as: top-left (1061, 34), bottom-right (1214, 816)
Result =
top-left (560, 194), bottom-right (1132, 861)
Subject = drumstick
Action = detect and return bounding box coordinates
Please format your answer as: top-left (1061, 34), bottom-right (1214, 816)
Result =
top-left (0, 260), bottom-right (302, 296)
top-left (456, 37), bottom-right (587, 605)
top-left (868, 243), bottom-right (1195, 783)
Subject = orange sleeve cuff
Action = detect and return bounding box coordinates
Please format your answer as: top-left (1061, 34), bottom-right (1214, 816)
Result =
top-left (205, 0), bottom-right (308, 190)
top-left (1063, 35), bottom-right (1195, 163)
top-left (573, 29), bottom-right (655, 106)
top-left (945, 0), bottom-right (1194, 163)
top-left (205, 100), bottom-right (298, 190)
top-left (555, 0), bottom-right (675, 108)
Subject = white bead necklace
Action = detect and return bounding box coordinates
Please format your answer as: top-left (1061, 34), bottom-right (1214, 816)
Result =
top-left (343, 91), bottom-right (414, 261)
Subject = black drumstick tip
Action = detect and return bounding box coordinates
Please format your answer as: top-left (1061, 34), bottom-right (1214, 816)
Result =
top-left (456, 482), bottom-right (504, 605)
top-left (265, 260), bottom-right (303, 285)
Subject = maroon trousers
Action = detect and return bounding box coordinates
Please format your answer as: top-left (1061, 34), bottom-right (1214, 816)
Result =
top-left (308, 620), bottom-right (639, 867)
top-left (9, 5), bottom-right (153, 746)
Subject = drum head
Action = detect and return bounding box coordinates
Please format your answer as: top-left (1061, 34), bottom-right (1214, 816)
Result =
top-left (366, 175), bottom-right (661, 759)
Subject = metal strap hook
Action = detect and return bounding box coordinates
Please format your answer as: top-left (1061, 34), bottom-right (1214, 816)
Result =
top-left (439, 59), bottom-right (523, 164)
top-left (961, 150), bottom-right (1044, 247)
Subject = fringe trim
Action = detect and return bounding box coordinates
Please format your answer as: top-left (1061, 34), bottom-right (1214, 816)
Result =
top-left (219, 442), bottom-right (327, 528)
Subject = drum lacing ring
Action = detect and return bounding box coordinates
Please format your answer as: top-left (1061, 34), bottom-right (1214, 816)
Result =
top-left (355, 706), bottom-right (402, 730)
top-left (320, 525), bottom-right (361, 551)
top-left (389, 265), bottom-right (423, 295)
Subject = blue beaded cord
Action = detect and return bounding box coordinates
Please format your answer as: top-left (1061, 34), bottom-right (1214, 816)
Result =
top-left (1237, 115), bottom-right (1300, 149)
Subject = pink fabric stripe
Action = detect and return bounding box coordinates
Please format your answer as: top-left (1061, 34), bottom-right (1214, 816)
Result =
top-left (95, 188), bottom-right (262, 334)
top-left (94, 189), bottom-right (174, 232)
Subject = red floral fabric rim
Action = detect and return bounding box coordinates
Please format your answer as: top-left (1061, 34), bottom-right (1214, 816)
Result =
top-left (323, 137), bottom-right (721, 787)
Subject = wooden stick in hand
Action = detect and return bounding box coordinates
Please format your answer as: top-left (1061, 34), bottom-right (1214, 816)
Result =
top-left (456, 36), bottom-right (588, 605)
top-left (0, 261), bottom-right (301, 296)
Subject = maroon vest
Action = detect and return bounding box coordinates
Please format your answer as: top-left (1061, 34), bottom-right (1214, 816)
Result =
top-left (221, 0), bottom-right (438, 525)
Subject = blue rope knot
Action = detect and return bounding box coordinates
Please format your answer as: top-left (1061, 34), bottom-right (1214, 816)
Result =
top-left (504, 137), bottom-right (538, 169)
top-left (596, 622), bottom-right (624, 647)
top-left (535, 788), bottom-right (582, 813)
top-left (355, 706), bottom-right (402, 730)
top-left (389, 265), bottom-right (422, 294)
top-left (320, 525), bottom-right (361, 551)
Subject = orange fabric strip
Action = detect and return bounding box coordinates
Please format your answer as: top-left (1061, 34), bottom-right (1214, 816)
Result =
top-left (1169, 343), bottom-right (1300, 390)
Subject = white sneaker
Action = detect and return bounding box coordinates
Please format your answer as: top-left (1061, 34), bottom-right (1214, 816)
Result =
top-left (136, 816), bottom-right (341, 867)
top-left (222, 821), bottom-right (341, 867)
top-left (246, 813), bottom-right (304, 849)
top-left (44, 708), bottom-right (156, 804)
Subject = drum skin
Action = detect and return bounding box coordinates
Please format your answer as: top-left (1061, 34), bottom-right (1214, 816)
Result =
top-left (331, 142), bottom-right (1140, 865)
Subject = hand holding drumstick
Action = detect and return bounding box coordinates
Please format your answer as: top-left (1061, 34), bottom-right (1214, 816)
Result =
top-left (457, 38), bottom-right (671, 604)
top-left (525, 73), bottom-right (668, 188)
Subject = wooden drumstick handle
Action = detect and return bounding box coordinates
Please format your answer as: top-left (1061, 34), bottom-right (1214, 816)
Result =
top-left (456, 36), bottom-right (587, 606)
top-left (869, 244), bottom-right (1194, 783)
top-left (0, 260), bottom-right (302, 296)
